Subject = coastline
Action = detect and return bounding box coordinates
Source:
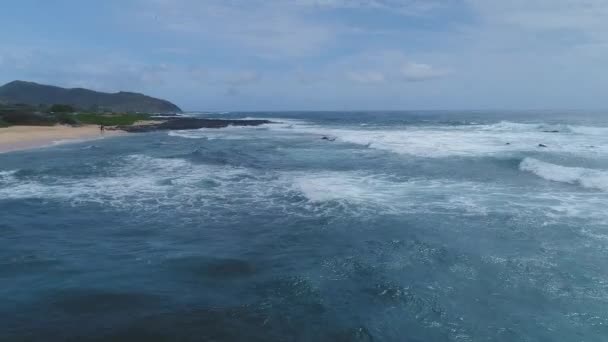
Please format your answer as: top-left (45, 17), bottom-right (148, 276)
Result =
top-left (0, 118), bottom-right (272, 154)
top-left (0, 125), bottom-right (125, 153)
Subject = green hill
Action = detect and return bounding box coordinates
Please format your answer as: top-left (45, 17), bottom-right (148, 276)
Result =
top-left (0, 80), bottom-right (181, 113)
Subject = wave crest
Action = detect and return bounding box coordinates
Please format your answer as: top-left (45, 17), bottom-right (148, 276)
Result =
top-left (0, 170), bottom-right (18, 185)
top-left (520, 158), bottom-right (608, 191)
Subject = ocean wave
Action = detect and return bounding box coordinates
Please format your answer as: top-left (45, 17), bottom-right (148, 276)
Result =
top-left (0, 155), bottom-right (255, 208)
top-left (262, 120), bottom-right (608, 158)
top-left (2, 153), bottom-right (608, 223)
top-left (165, 117), bottom-right (308, 138)
top-left (481, 121), bottom-right (543, 132)
top-left (168, 131), bottom-right (208, 139)
top-left (481, 121), bottom-right (608, 135)
top-left (288, 171), bottom-right (590, 220)
top-left (520, 158), bottom-right (608, 192)
top-left (0, 170), bottom-right (18, 185)
top-left (166, 118), bottom-right (608, 158)
top-left (567, 125), bottom-right (608, 135)
top-left (52, 137), bottom-right (102, 146)
top-left (0, 158), bottom-right (505, 217)
top-left (287, 171), bottom-right (483, 218)
top-left (167, 121), bottom-right (282, 140)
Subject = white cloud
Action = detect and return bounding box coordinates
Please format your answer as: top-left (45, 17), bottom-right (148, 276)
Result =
top-left (134, 0), bottom-right (455, 59)
top-left (400, 62), bottom-right (448, 81)
top-left (297, 0), bottom-right (446, 15)
top-left (468, 0), bottom-right (608, 29)
top-left (8, 0), bottom-right (608, 110)
top-left (465, 0), bottom-right (608, 47)
top-left (137, 0), bottom-right (335, 57)
top-left (339, 51), bottom-right (448, 84)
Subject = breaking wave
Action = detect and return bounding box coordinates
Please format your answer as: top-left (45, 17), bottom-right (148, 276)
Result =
top-left (520, 158), bottom-right (608, 192)
top-left (251, 120), bottom-right (608, 158)
top-left (0, 170), bottom-right (17, 185)
top-left (2, 154), bottom-right (605, 222)
top-left (164, 118), bottom-right (608, 158)
top-left (288, 171), bottom-right (608, 222)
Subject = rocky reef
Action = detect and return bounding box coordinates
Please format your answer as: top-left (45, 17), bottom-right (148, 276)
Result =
top-left (117, 117), bottom-right (273, 132)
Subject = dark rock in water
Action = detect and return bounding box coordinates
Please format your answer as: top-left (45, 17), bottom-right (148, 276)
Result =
top-left (321, 136), bottom-right (336, 142)
top-left (118, 117), bottom-right (273, 132)
top-left (538, 144), bottom-right (548, 148)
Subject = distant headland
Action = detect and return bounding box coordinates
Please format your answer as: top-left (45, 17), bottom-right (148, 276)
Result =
top-left (0, 80), bottom-right (271, 153)
top-left (0, 80), bottom-right (182, 113)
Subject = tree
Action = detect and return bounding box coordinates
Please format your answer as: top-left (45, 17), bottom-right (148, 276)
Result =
top-left (49, 104), bottom-right (75, 113)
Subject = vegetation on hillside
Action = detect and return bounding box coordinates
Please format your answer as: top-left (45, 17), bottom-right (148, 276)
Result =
top-left (73, 112), bottom-right (150, 126)
top-left (0, 80), bottom-right (181, 113)
top-left (49, 104), bottom-right (75, 113)
top-left (0, 105), bottom-right (56, 126)
top-left (0, 103), bottom-right (151, 127)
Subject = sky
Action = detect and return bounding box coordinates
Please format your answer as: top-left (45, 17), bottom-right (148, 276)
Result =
top-left (1, 0), bottom-right (608, 111)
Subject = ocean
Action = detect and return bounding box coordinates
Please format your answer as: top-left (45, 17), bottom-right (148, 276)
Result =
top-left (2, 111), bottom-right (608, 341)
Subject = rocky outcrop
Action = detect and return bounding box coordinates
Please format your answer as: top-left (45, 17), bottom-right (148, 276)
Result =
top-left (117, 117), bottom-right (273, 132)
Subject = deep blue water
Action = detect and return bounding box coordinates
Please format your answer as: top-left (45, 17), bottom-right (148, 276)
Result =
top-left (2, 111), bottom-right (608, 341)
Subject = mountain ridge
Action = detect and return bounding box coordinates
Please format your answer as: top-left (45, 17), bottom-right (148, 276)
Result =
top-left (0, 80), bottom-right (181, 113)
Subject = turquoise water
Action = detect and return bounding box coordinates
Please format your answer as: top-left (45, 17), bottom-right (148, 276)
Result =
top-left (2, 111), bottom-right (608, 341)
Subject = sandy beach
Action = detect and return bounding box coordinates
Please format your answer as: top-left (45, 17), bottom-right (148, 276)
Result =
top-left (0, 125), bottom-right (124, 153)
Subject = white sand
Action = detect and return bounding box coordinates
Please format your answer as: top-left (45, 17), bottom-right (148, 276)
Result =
top-left (0, 125), bottom-right (124, 153)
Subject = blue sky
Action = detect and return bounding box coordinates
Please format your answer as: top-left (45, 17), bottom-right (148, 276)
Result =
top-left (1, 0), bottom-right (608, 111)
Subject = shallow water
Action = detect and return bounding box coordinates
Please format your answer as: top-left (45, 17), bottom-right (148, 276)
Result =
top-left (2, 111), bottom-right (608, 341)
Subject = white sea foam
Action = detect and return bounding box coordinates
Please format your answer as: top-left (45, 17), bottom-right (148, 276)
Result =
top-left (257, 120), bottom-right (608, 158)
top-left (166, 117), bottom-right (608, 158)
top-left (287, 169), bottom-right (608, 223)
top-left (479, 121), bottom-right (608, 135)
top-left (0, 158), bottom-right (479, 216)
top-left (0, 155), bottom-right (257, 209)
top-left (167, 118), bottom-right (310, 140)
top-left (0, 170), bottom-right (17, 177)
top-left (168, 122), bottom-right (278, 140)
top-left (290, 172), bottom-right (411, 215)
top-left (568, 125), bottom-right (608, 136)
top-left (52, 137), bottom-right (103, 146)
top-left (0, 170), bottom-right (17, 185)
top-left (168, 128), bottom-right (257, 140)
top-left (2, 152), bottom-right (608, 223)
top-left (520, 158), bottom-right (608, 191)
top-left (168, 131), bottom-right (208, 139)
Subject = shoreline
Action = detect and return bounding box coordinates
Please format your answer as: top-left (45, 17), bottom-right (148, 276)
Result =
top-left (0, 125), bottom-right (125, 153)
top-left (0, 118), bottom-right (273, 154)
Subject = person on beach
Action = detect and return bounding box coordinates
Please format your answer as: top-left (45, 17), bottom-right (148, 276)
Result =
top-left (100, 125), bottom-right (105, 134)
